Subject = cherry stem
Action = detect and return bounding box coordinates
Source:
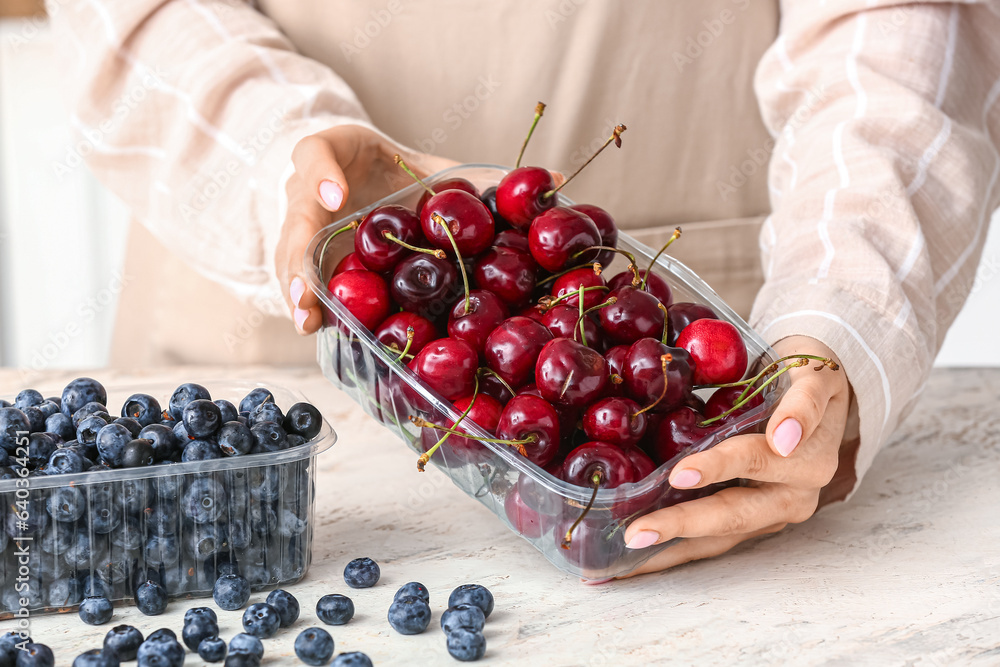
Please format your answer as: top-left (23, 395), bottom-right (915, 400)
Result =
top-left (319, 218), bottom-right (360, 276)
top-left (561, 470), bottom-right (603, 549)
top-left (535, 261), bottom-right (602, 287)
top-left (642, 227), bottom-right (682, 289)
top-left (394, 327), bottom-right (415, 363)
top-left (431, 213), bottom-right (471, 314)
top-left (573, 297), bottom-right (617, 346)
top-left (394, 154), bottom-right (436, 196)
top-left (477, 367), bottom-right (515, 397)
top-left (515, 101), bottom-right (546, 169)
top-left (538, 285), bottom-right (609, 312)
top-left (382, 231), bottom-right (446, 259)
top-left (545, 124), bottom-right (626, 199)
top-left (657, 303), bottom-right (670, 345)
top-left (634, 354), bottom-right (673, 417)
top-left (571, 246), bottom-right (640, 285)
top-left (699, 359), bottom-right (816, 428)
top-left (410, 415), bottom-right (537, 458)
top-left (416, 376), bottom-right (479, 472)
top-left (610, 373), bottom-right (624, 386)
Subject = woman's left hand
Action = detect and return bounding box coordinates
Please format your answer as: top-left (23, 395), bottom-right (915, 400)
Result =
top-left (616, 335), bottom-right (851, 578)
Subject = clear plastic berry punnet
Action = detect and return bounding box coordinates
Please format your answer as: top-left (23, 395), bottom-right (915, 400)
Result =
top-left (305, 164), bottom-right (786, 580)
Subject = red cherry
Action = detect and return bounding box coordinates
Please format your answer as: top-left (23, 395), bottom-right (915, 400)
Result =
top-left (625, 446), bottom-right (656, 480)
top-left (442, 393), bottom-right (503, 466)
top-left (667, 302), bottom-right (718, 345)
top-left (484, 317), bottom-right (553, 388)
top-left (581, 397), bottom-right (646, 448)
top-left (703, 385), bottom-right (764, 424)
top-left (495, 166), bottom-right (557, 229)
top-left (652, 406), bottom-right (713, 465)
top-left (528, 206), bottom-right (601, 272)
top-left (540, 306), bottom-right (603, 351)
top-left (550, 267), bottom-right (607, 310)
top-left (390, 254), bottom-right (459, 319)
top-left (623, 338), bottom-right (693, 411)
top-left (478, 372), bottom-right (514, 405)
top-left (416, 177), bottom-right (478, 215)
top-left (504, 484), bottom-right (543, 538)
top-left (516, 303), bottom-right (547, 323)
top-left (535, 338), bottom-right (609, 408)
top-left (472, 247), bottom-right (537, 308)
top-left (599, 286), bottom-right (665, 346)
top-left (569, 204), bottom-right (618, 266)
top-left (607, 270), bottom-right (673, 309)
top-left (493, 229), bottom-right (530, 252)
top-left (517, 383), bottom-right (582, 446)
top-left (420, 190), bottom-right (495, 257)
top-left (327, 269), bottom-right (390, 331)
top-left (410, 338), bottom-right (479, 401)
top-left (676, 319), bottom-right (748, 384)
top-left (374, 312), bottom-right (438, 357)
top-left (562, 441), bottom-right (636, 488)
top-left (447, 289), bottom-right (509, 355)
top-left (554, 514), bottom-right (625, 572)
top-left (354, 204), bottom-right (422, 272)
top-left (334, 252), bottom-right (367, 274)
top-left (496, 394), bottom-right (561, 468)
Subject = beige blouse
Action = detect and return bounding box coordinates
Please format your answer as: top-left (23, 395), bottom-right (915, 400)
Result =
top-left (50, 0), bottom-right (1000, 496)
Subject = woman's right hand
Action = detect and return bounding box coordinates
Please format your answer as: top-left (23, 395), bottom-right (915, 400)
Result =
top-left (276, 124), bottom-right (459, 335)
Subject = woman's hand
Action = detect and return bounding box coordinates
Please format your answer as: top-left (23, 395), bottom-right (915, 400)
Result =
top-left (276, 124), bottom-right (459, 335)
top-left (616, 335), bottom-right (851, 578)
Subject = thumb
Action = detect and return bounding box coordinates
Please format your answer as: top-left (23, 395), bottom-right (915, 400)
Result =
top-left (765, 364), bottom-right (837, 458)
top-left (291, 134), bottom-right (350, 213)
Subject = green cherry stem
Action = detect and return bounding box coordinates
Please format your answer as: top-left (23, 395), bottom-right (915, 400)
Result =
top-left (535, 261), bottom-right (603, 287)
top-left (431, 213), bottom-right (471, 315)
top-left (538, 285), bottom-right (609, 312)
top-left (561, 470), bottom-right (603, 549)
top-left (410, 415), bottom-right (538, 459)
top-left (415, 376), bottom-right (479, 472)
top-left (319, 218), bottom-right (360, 276)
top-left (515, 101), bottom-right (546, 169)
top-left (394, 326), bottom-right (415, 363)
top-left (394, 154), bottom-right (436, 196)
top-left (544, 124), bottom-right (626, 201)
top-left (382, 231), bottom-right (447, 259)
top-left (698, 359), bottom-right (811, 428)
top-left (573, 297), bottom-right (617, 346)
top-left (642, 227), bottom-right (682, 289)
top-left (477, 367), bottom-right (516, 397)
top-left (571, 245), bottom-right (641, 285)
top-left (633, 354), bottom-right (672, 417)
top-left (657, 303), bottom-right (670, 345)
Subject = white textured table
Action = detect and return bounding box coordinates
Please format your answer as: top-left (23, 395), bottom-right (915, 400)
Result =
top-left (4, 366), bottom-right (999, 666)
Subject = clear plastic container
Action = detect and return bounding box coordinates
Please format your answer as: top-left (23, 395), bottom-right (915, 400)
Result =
top-left (304, 164), bottom-right (786, 579)
top-left (0, 380), bottom-right (335, 618)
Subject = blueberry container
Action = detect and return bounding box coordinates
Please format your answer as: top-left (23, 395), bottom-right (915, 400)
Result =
top-left (0, 381), bottom-right (334, 618)
top-left (304, 164), bottom-right (787, 579)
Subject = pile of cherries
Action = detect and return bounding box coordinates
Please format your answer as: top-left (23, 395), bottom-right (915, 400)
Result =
top-left (323, 105), bottom-right (832, 553)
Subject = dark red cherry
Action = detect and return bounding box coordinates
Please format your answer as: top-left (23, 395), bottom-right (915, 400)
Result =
top-left (472, 247), bottom-right (537, 308)
top-left (625, 446), bottom-right (657, 480)
top-left (667, 302), bottom-right (718, 345)
top-left (607, 270), bottom-right (673, 309)
top-left (550, 267), bottom-right (607, 310)
top-left (447, 289), bottom-right (509, 355)
top-left (420, 189), bottom-right (495, 257)
top-left (442, 393), bottom-right (503, 466)
top-left (495, 166), bottom-right (557, 230)
top-left (652, 406), bottom-right (714, 465)
top-left (327, 269), bottom-right (390, 331)
top-left (354, 204), bottom-right (422, 272)
top-left (599, 286), bottom-right (665, 346)
top-left (562, 441), bottom-right (636, 488)
top-left (540, 306), bottom-right (603, 350)
top-left (528, 206), bottom-right (601, 273)
top-left (334, 252), bottom-right (367, 274)
top-left (517, 384), bottom-right (581, 447)
top-left (569, 204), bottom-right (618, 266)
top-left (416, 177), bottom-right (478, 215)
top-left (623, 338), bottom-right (693, 411)
top-left (480, 186), bottom-right (512, 231)
top-left (504, 483), bottom-right (543, 538)
top-left (496, 394), bottom-right (561, 468)
top-left (703, 385), bottom-right (764, 424)
top-left (374, 312), bottom-right (438, 357)
top-left (535, 338), bottom-right (609, 408)
top-left (484, 317), bottom-right (553, 388)
top-left (478, 372), bottom-right (514, 405)
top-left (581, 397), bottom-right (646, 448)
top-left (676, 319), bottom-right (748, 384)
top-left (516, 303), bottom-right (547, 323)
top-left (391, 253), bottom-right (460, 319)
top-left (554, 514), bottom-right (625, 572)
top-left (493, 229), bottom-right (530, 252)
top-left (410, 338), bottom-right (479, 401)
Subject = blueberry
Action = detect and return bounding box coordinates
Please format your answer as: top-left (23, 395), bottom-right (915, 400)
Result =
top-left (182, 477), bottom-right (225, 523)
top-left (448, 584), bottom-right (494, 618)
top-left (46, 485), bottom-right (86, 522)
top-left (136, 635), bottom-right (184, 667)
top-left (73, 402), bottom-right (110, 429)
top-left (242, 602), bottom-right (281, 639)
top-left (250, 422), bottom-right (287, 453)
top-left (183, 399), bottom-right (222, 438)
top-left (185, 606), bottom-right (219, 624)
top-left (104, 624), bottom-right (143, 661)
top-left (294, 627), bottom-right (334, 666)
top-left (287, 434), bottom-right (307, 448)
top-left (283, 402), bottom-right (323, 440)
top-left (0, 632), bottom-right (30, 655)
top-left (121, 393), bottom-right (162, 427)
top-left (22, 406), bottom-right (47, 434)
top-left (387, 597), bottom-right (431, 635)
top-left (265, 589), bottom-right (300, 627)
top-left (146, 504), bottom-right (179, 536)
top-left (218, 421), bottom-right (254, 457)
top-left (117, 439), bottom-right (155, 468)
top-left (441, 604), bottom-right (486, 634)
top-left (239, 388), bottom-right (274, 415)
top-left (168, 382), bottom-right (211, 420)
top-left (87, 487), bottom-right (122, 534)
top-left (213, 573), bottom-right (250, 611)
top-left (250, 401), bottom-right (283, 427)
top-left (343, 558), bottom-right (380, 589)
top-left (315, 594), bottom-right (354, 626)
top-left (0, 407), bottom-right (30, 453)
top-left (95, 423), bottom-right (132, 467)
top-left (330, 653), bottom-right (374, 667)
top-left (182, 616), bottom-right (220, 651)
top-left (14, 389), bottom-right (44, 410)
top-left (228, 634), bottom-right (264, 660)
top-left (27, 432), bottom-right (58, 468)
top-left (71, 649), bottom-right (119, 667)
top-left (135, 580), bottom-right (168, 615)
top-left (145, 629), bottom-right (176, 642)
top-left (114, 417), bottom-right (143, 438)
top-left (48, 576), bottom-right (84, 606)
top-left (47, 447), bottom-right (88, 475)
top-left (138, 424), bottom-right (178, 461)
top-left (198, 637), bottom-right (227, 663)
top-left (446, 627), bottom-right (486, 662)
top-left (16, 643), bottom-right (55, 667)
top-left (214, 399), bottom-right (239, 424)
top-left (62, 378), bottom-right (108, 416)
top-left (172, 420), bottom-right (191, 443)
top-left (182, 438), bottom-right (222, 461)
top-left (223, 653), bottom-right (261, 667)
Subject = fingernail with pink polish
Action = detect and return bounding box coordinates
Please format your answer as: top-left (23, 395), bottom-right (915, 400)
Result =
top-left (294, 308), bottom-right (309, 332)
top-left (290, 277), bottom-right (306, 307)
top-left (773, 418), bottom-right (802, 457)
top-left (625, 531), bottom-right (659, 550)
top-left (319, 180), bottom-right (344, 211)
top-left (582, 577), bottom-right (613, 586)
top-left (670, 468), bottom-right (701, 489)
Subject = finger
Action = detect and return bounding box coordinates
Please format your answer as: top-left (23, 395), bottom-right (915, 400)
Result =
top-left (615, 523), bottom-right (787, 578)
top-left (291, 134), bottom-right (351, 212)
top-left (622, 484), bottom-right (814, 547)
top-left (765, 361), bottom-right (841, 458)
